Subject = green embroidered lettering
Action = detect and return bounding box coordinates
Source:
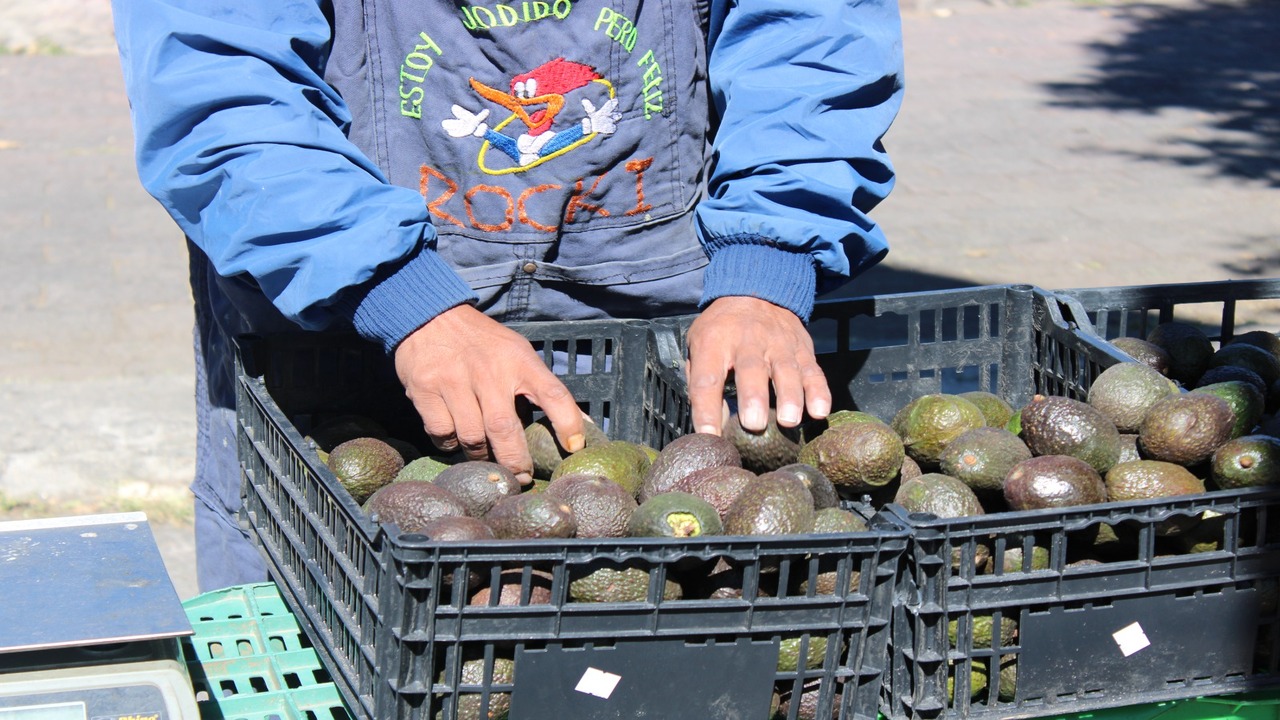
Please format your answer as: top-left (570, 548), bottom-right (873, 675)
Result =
top-left (398, 32), bottom-right (443, 119)
top-left (400, 86), bottom-right (424, 119)
top-left (495, 4), bottom-right (519, 26)
top-left (463, 1), bottom-right (566, 31)
top-left (594, 8), bottom-right (637, 52)
top-left (636, 49), bottom-right (665, 120)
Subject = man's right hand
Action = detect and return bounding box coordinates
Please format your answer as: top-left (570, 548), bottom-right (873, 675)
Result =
top-left (393, 304), bottom-right (585, 483)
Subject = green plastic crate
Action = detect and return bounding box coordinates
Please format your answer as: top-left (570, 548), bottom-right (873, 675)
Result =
top-left (182, 583), bottom-right (352, 720)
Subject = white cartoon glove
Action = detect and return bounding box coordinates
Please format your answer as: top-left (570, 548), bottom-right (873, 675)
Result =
top-left (516, 132), bottom-right (554, 167)
top-left (442, 105), bottom-right (490, 138)
top-left (581, 98), bottom-right (621, 135)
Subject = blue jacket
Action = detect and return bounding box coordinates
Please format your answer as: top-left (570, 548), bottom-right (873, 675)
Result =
top-left (113, 0), bottom-right (903, 351)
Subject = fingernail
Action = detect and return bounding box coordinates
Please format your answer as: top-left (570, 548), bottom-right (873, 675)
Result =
top-left (566, 433), bottom-right (585, 453)
top-left (742, 407), bottom-right (766, 430)
top-left (697, 425), bottom-right (720, 436)
top-left (811, 399), bottom-right (831, 418)
top-left (516, 472), bottom-right (533, 486)
top-left (777, 405), bottom-right (802, 426)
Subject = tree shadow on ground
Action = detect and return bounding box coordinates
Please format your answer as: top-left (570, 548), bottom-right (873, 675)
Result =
top-left (1044, 0), bottom-right (1280, 187)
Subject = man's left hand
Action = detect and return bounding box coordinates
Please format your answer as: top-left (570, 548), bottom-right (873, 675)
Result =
top-left (685, 296), bottom-right (831, 435)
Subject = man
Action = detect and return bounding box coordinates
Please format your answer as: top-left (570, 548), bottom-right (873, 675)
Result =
top-left (112, 0), bottom-right (904, 591)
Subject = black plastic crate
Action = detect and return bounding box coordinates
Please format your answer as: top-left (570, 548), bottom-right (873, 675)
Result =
top-left (1055, 278), bottom-right (1280, 345)
top-left (657, 284), bottom-right (1278, 718)
top-left (234, 319), bottom-right (909, 720)
top-left (857, 282), bottom-right (1280, 720)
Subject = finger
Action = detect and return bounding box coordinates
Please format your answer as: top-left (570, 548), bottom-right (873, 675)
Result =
top-left (581, 98), bottom-right (597, 114)
top-left (412, 391), bottom-right (461, 453)
top-left (476, 390), bottom-right (534, 481)
top-left (687, 345), bottom-right (729, 436)
top-left (529, 375), bottom-right (586, 454)
top-left (441, 389), bottom-right (490, 462)
top-left (801, 359), bottom-right (832, 420)
top-left (731, 352), bottom-right (772, 433)
top-left (476, 108), bottom-right (489, 122)
top-left (769, 354), bottom-right (806, 428)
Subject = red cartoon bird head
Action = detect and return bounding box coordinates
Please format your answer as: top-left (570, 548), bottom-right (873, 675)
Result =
top-left (470, 58), bottom-right (601, 136)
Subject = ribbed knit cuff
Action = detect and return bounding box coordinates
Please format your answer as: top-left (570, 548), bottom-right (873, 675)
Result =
top-left (700, 241), bottom-right (818, 322)
top-left (337, 249), bottom-right (478, 353)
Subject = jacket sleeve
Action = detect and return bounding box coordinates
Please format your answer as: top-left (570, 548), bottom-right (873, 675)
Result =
top-left (112, 0), bottom-right (476, 351)
top-left (697, 0), bottom-right (904, 321)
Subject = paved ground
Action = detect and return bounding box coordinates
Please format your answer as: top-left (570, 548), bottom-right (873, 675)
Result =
top-left (0, 0), bottom-right (1276, 601)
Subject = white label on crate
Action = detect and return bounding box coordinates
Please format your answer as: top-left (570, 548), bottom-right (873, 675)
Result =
top-left (575, 667), bottom-right (622, 699)
top-left (1112, 622), bottom-right (1151, 657)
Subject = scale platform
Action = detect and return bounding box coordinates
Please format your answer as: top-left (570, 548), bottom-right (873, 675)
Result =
top-left (0, 512), bottom-right (200, 720)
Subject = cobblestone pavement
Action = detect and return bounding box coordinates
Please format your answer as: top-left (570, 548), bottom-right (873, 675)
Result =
top-left (0, 0), bottom-right (1276, 600)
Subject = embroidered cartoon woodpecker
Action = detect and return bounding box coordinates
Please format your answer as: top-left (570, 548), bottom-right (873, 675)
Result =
top-left (442, 58), bottom-right (621, 169)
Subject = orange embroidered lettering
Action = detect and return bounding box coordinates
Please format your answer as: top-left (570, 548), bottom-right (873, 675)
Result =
top-left (518, 184), bottom-right (560, 232)
top-left (420, 165), bottom-right (464, 227)
top-left (623, 157), bottom-right (654, 216)
top-left (465, 184), bottom-right (515, 232)
top-left (565, 173), bottom-right (611, 224)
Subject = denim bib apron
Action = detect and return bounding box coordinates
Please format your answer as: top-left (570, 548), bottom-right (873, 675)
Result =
top-left (327, 0), bottom-right (712, 320)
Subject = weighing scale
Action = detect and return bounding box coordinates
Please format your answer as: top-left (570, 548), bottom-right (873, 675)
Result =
top-left (0, 512), bottom-right (200, 720)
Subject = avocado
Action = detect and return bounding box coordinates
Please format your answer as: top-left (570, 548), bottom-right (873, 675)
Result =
top-left (307, 413), bottom-right (389, 452)
top-left (1019, 395), bottom-right (1122, 475)
top-left (983, 545), bottom-right (1049, 574)
top-left (1191, 380), bottom-right (1265, 439)
top-left (811, 506), bottom-right (867, 534)
top-left (1003, 455), bottom-right (1106, 511)
top-left (1117, 433), bottom-right (1142, 464)
top-left (433, 460), bottom-right (523, 517)
top-left (723, 473), bottom-right (816, 536)
top-left (893, 472), bottom-right (985, 518)
top-left (382, 437), bottom-right (423, 464)
top-left (1146, 321), bottom-right (1215, 386)
top-left (363, 480), bottom-right (467, 534)
top-left (524, 416), bottom-right (609, 479)
top-left (568, 564), bottom-right (682, 603)
top-left (960, 391), bottom-right (1016, 428)
top-left (722, 409), bottom-right (801, 473)
top-left (777, 678), bottom-right (836, 720)
top-left (417, 515), bottom-right (495, 543)
top-left (1210, 434), bottom-right (1280, 489)
top-left (469, 567), bottom-right (554, 606)
top-left (328, 436), bottom-right (406, 504)
top-left (937, 427), bottom-right (1032, 495)
top-left (1110, 336), bottom-right (1173, 377)
top-left (1104, 460), bottom-right (1205, 501)
top-left (767, 463), bottom-right (840, 510)
top-left (777, 635), bottom-right (830, 672)
top-left (396, 455), bottom-right (451, 482)
top-left (639, 432), bottom-right (741, 502)
top-left (1207, 342), bottom-right (1280, 388)
top-left (1195, 364), bottom-right (1267, 397)
top-left (800, 409), bottom-right (888, 444)
top-left (1227, 330), bottom-right (1280, 360)
top-left (1138, 392), bottom-right (1234, 466)
top-left (949, 613), bottom-right (1018, 650)
top-left (543, 473), bottom-right (638, 538)
top-left (801, 508), bottom-right (868, 596)
top-left (552, 441), bottom-right (649, 496)
top-left (949, 660), bottom-right (990, 704)
top-left (1088, 362), bottom-right (1181, 433)
top-left (669, 465), bottom-right (757, 519)
top-left (797, 421), bottom-right (905, 492)
top-left (893, 394), bottom-right (988, 467)
top-left (483, 493), bottom-right (577, 539)
top-left (628, 492), bottom-right (724, 538)
top-left (437, 656), bottom-right (515, 720)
